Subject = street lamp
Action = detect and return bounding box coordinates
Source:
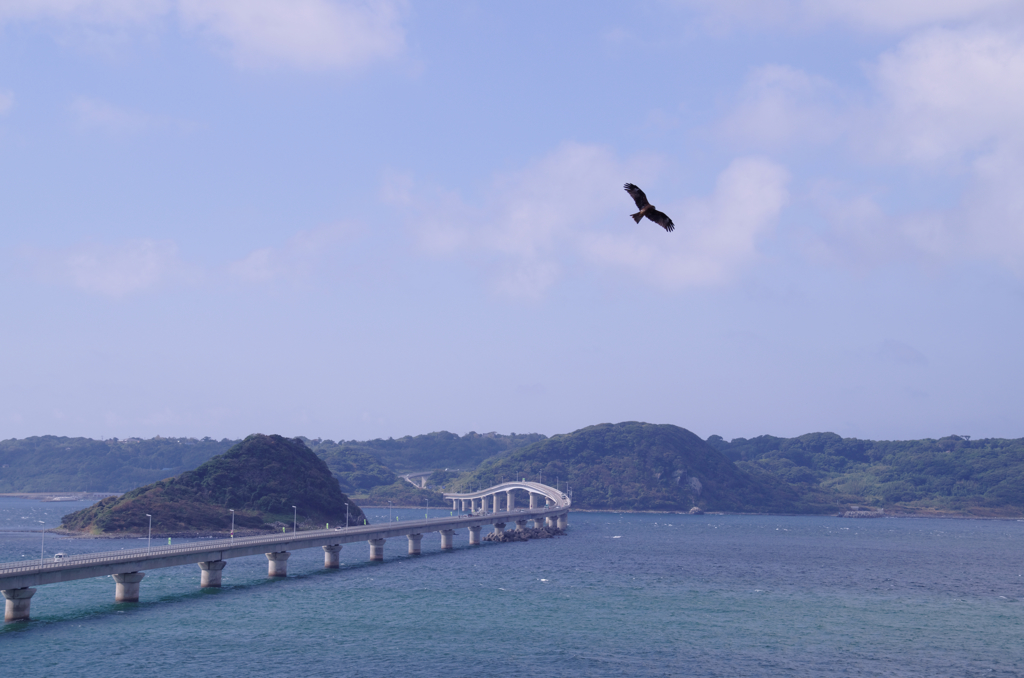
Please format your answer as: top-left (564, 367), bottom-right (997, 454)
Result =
top-left (292, 506), bottom-right (297, 534)
top-left (388, 501), bottom-right (392, 523)
top-left (39, 521), bottom-right (45, 566)
top-left (146, 514), bottom-right (152, 554)
top-left (345, 503), bottom-right (349, 528)
top-left (229, 509), bottom-right (235, 542)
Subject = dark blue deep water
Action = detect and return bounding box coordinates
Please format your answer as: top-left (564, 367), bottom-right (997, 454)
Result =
top-left (1, 497), bottom-right (1022, 676)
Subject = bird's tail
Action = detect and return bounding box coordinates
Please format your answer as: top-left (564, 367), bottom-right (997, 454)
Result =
top-left (630, 211), bottom-right (644, 224)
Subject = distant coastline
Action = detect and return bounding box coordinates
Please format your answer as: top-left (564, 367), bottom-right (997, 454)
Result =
top-left (7, 494), bottom-right (1020, 520)
top-left (0, 492), bottom-right (119, 501)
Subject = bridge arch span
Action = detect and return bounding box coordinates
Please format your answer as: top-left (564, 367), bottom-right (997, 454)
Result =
top-left (444, 481), bottom-right (569, 513)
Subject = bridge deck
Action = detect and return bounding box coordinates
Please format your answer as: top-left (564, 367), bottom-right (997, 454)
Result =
top-left (444, 481), bottom-right (570, 507)
top-left (0, 507), bottom-right (566, 590)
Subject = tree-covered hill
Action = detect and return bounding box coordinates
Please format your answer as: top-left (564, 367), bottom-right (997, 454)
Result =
top-left (60, 434), bottom-right (366, 535)
top-left (13, 426), bottom-right (1024, 517)
top-left (0, 436), bottom-right (237, 492)
top-left (707, 432), bottom-right (1024, 515)
top-left (300, 438), bottom-right (446, 506)
top-left (0, 431), bottom-right (542, 498)
top-left (454, 422), bottom-right (820, 513)
top-left (323, 431), bottom-right (546, 474)
top-left (304, 439), bottom-right (398, 493)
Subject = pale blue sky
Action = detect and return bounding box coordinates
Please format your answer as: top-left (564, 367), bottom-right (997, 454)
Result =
top-left (2, 1), bottom-right (1023, 442)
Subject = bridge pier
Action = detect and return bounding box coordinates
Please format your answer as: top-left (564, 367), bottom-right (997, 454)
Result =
top-left (368, 539), bottom-right (386, 561)
top-left (323, 544), bottom-right (342, 568)
top-left (546, 516), bottom-right (557, 529)
top-left (530, 492), bottom-right (540, 509)
top-left (515, 519), bottom-right (528, 531)
top-left (468, 525), bottom-right (481, 545)
top-left (407, 533), bottom-right (422, 555)
top-left (199, 560), bottom-right (226, 588)
top-left (113, 572), bottom-right (145, 602)
top-left (266, 552), bottom-right (290, 577)
top-left (506, 490), bottom-right (515, 511)
top-left (557, 514), bottom-right (568, 530)
top-left (3, 587), bottom-right (35, 622)
top-left (440, 529), bottom-right (454, 550)
top-left (493, 522), bottom-right (506, 536)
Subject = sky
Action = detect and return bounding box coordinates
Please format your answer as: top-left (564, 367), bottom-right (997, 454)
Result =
top-left (1, 0), bottom-right (1023, 443)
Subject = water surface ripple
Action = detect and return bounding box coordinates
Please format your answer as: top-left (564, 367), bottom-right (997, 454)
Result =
top-left (1, 498), bottom-right (1021, 677)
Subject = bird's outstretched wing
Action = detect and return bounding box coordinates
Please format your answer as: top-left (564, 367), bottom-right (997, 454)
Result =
top-left (646, 209), bottom-right (675, 232)
top-left (623, 183), bottom-right (649, 210)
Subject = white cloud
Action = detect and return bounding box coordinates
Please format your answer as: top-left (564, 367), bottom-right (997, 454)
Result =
top-left (959, 148), bottom-right (1024, 266)
top-left (71, 96), bottom-right (151, 133)
top-left (722, 64), bottom-right (843, 146)
top-left (69, 96), bottom-right (197, 134)
top-left (408, 143), bottom-right (656, 297)
top-left (0, 89), bottom-right (12, 114)
top-left (29, 239), bottom-right (187, 297)
top-left (584, 157), bottom-right (790, 288)
top-left (176, 0), bottom-right (405, 71)
top-left (681, 0), bottom-right (1023, 34)
top-left (805, 0), bottom-right (1021, 33)
top-left (721, 26), bottom-right (1024, 271)
top-left (0, 0), bottom-right (406, 71)
top-left (859, 28), bottom-right (1024, 267)
top-left (228, 223), bottom-right (356, 283)
top-left (0, 0), bottom-right (169, 25)
top-left (405, 144), bottom-right (788, 296)
top-left (722, 28), bottom-right (1024, 163)
top-left (869, 27), bottom-right (1024, 164)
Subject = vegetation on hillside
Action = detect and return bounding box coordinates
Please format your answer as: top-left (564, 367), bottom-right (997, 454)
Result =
top-left (454, 422), bottom-right (818, 513)
top-left (708, 432), bottom-right (1024, 514)
top-left (60, 434), bottom-right (366, 535)
top-left (304, 439), bottom-right (398, 493)
top-left (0, 436), bottom-right (237, 492)
top-left (323, 431), bottom-right (546, 473)
top-left (13, 425), bottom-right (1024, 519)
top-left (360, 481), bottom-right (447, 507)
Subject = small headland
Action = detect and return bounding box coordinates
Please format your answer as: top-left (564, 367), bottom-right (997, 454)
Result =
top-left (57, 434), bottom-right (367, 537)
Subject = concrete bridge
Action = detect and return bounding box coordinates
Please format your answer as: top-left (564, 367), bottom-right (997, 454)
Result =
top-left (399, 471), bottom-right (432, 489)
top-left (0, 483), bottom-right (569, 622)
top-left (443, 480), bottom-right (570, 514)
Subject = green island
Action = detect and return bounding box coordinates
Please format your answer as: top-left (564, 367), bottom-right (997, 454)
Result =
top-left (58, 434), bottom-right (366, 536)
top-left (5, 423), bottom-right (1024, 521)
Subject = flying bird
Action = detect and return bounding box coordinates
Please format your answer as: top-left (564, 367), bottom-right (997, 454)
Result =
top-left (623, 183), bottom-right (674, 232)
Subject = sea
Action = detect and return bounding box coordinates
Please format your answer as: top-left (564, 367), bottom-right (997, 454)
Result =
top-left (0, 496), bottom-right (1022, 677)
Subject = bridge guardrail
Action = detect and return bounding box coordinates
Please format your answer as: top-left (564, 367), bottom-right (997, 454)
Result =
top-left (0, 508), bottom-right (565, 578)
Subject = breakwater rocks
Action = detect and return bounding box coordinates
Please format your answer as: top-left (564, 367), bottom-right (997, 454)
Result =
top-left (841, 510), bottom-right (885, 518)
top-left (841, 506), bottom-right (885, 518)
top-left (484, 526), bottom-right (566, 543)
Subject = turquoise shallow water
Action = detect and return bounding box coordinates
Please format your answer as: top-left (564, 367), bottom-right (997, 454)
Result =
top-left (1, 497), bottom-right (1022, 677)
